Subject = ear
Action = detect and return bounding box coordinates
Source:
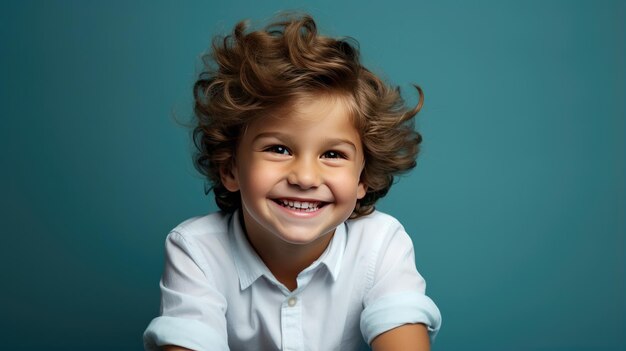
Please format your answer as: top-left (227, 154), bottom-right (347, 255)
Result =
top-left (356, 181), bottom-right (367, 200)
top-left (220, 163), bottom-right (240, 192)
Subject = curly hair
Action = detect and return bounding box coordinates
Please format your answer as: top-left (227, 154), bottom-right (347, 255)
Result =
top-left (192, 14), bottom-right (423, 218)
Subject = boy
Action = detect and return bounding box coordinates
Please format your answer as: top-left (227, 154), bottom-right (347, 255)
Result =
top-left (144, 14), bottom-right (441, 351)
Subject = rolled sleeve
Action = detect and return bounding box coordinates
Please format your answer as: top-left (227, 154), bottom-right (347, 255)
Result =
top-left (360, 220), bottom-right (442, 344)
top-left (144, 316), bottom-right (228, 351)
top-left (360, 291), bottom-right (441, 344)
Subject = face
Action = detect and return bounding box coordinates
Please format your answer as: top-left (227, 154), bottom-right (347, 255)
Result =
top-left (221, 94), bottom-right (367, 247)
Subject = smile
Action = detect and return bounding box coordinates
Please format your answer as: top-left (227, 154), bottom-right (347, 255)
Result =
top-left (273, 199), bottom-right (327, 212)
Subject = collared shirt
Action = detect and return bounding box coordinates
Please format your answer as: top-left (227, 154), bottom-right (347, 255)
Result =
top-left (144, 210), bottom-right (441, 351)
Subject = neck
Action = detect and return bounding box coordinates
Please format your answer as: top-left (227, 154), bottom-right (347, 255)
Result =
top-left (239, 213), bottom-right (334, 291)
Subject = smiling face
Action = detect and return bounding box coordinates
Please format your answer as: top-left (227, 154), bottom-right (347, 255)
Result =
top-left (221, 94), bottom-right (367, 248)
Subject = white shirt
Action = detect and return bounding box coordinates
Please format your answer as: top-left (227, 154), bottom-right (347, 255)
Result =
top-left (143, 210), bottom-right (441, 351)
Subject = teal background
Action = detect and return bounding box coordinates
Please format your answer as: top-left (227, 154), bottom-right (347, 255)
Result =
top-left (1, 1), bottom-right (624, 350)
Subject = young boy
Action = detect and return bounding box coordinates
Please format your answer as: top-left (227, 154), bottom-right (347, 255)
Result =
top-left (144, 14), bottom-right (441, 351)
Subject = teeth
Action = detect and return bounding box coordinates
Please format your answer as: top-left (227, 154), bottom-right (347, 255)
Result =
top-left (279, 199), bottom-right (321, 211)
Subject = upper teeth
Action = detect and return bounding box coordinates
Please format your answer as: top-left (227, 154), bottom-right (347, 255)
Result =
top-left (281, 199), bottom-right (319, 209)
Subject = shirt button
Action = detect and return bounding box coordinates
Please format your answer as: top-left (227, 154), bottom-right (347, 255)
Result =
top-left (287, 297), bottom-right (297, 307)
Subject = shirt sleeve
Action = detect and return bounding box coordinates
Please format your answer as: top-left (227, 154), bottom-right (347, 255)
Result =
top-left (143, 231), bottom-right (229, 351)
top-left (359, 221), bottom-right (442, 345)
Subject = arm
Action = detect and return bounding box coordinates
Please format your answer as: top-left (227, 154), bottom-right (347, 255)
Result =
top-left (359, 219), bottom-right (441, 347)
top-left (371, 323), bottom-right (430, 351)
top-left (162, 347), bottom-right (193, 351)
top-left (143, 232), bottom-right (229, 351)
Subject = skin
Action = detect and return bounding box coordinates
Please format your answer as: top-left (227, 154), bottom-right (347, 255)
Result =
top-left (163, 94), bottom-right (430, 350)
top-left (221, 94), bottom-right (367, 290)
top-left (162, 324), bottom-right (429, 351)
top-left (371, 324), bottom-right (430, 351)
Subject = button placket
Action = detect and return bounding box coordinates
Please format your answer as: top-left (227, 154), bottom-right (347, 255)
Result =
top-left (288, 297), bottom-right (297, 307)
top-left (281, 295), bottom-right (304, 350)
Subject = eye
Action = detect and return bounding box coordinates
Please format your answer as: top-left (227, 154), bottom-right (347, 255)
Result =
top-left (264, 145), bottom-right (291, 155)
top-left (322, 150), bottom-right (346, 159)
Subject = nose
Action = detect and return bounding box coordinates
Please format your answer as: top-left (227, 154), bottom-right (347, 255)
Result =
top-left (287, 157), bottom-right (321, 189)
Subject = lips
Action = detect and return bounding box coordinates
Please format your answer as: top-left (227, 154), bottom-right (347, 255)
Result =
top-left (272, 198), bottom-right (327, 212)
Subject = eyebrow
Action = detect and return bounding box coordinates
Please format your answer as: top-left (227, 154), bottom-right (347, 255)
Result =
top-left (253, 132), bottom-right (357, 151)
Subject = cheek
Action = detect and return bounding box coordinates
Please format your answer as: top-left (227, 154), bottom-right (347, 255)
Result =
top-left (329, 172), bottom-right (364, 201)
top-left (239, 163), bottom-right (282, 194)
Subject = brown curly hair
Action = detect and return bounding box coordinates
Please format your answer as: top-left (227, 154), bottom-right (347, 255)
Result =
top-left (192, 14), bottom-right (423, 218)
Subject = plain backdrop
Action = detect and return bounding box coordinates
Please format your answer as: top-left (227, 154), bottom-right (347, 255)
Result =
top-left (1, 1), bottom-right (624, 350)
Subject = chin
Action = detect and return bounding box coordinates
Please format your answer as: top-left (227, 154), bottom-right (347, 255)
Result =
top-left (274, 227), bottom-right (335, 245)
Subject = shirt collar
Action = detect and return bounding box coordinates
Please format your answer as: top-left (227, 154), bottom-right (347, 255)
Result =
top-left (228, 210), bottom-right (269, 290)
top-left (228, 209), bottom-right (347, 291)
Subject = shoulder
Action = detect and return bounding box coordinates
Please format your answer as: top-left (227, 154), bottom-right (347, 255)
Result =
top-left (171, 211), bottom-right (232, 238)
top-left (343, 210), bottom-right (413, 263)
top-left (164, 211), bottom-right (234, 264)
top-left (345, 210), bottom-right (408, 244)
top-left (346, 210), bottom-right (403, 230)
top-left (346, 210), bottom-right (416, 266)
top-left (159, 211), bottom-right (239, 289)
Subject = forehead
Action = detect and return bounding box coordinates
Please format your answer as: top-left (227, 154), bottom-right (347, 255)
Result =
top-left (246, 93), bottom-right (361, 136)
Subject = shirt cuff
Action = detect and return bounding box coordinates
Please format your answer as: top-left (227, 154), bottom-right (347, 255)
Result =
top-left (360, 292), bottom-right (442, 345)
top-left (143, 316), bottom-right (228, 351)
